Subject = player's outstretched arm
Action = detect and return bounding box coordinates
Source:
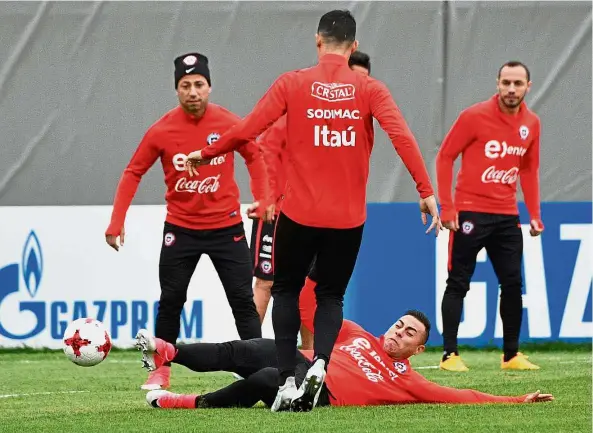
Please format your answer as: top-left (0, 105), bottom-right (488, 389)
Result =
top-left (368, 79), bottom-right (442, 236)
top-left (236, 139), bottom-right (272, 222)
top-left (435, 110), bottom-right (474, 231)
top-left (523, 390), bottom-right (554, 403)
top-left (186, 74), bottom-right (291, 171)
top-left (519, 119), bottom-right (544, 237)
top-left (105, 129), bottom-right (160, 251)
top-left (404, 370), bottom-right (554, 404)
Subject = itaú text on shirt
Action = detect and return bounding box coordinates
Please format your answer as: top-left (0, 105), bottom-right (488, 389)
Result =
top-left (305, 107), bottom-right (361, 148)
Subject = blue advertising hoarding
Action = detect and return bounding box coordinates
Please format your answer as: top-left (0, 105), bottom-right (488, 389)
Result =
top-left (345, 202), bottom-right (592, 347)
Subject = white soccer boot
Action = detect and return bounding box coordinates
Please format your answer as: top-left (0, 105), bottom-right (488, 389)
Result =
top-left (290, 359), bottom-right (326, 412)
top-left (270, 376), bottom-right (299, 412)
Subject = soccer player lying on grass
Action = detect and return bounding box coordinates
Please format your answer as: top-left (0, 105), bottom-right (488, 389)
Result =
top-left (135, 277), bottom-right (554, 410)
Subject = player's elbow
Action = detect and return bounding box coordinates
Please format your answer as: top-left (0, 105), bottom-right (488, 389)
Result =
top-left (435, 151), bottom-right (455, 168)
top-left (122, 168), bottom-right (144, 182)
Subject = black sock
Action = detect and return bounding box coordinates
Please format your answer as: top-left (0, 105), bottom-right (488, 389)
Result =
top-left (500, 286), bottom-right (522, 363)
top-left (441, 291), bottom-right (465, 359)
top-left (279, 371), bottom-right (295, 384)
top-left (442, 351), bottom-right (458, 362)
top-left (312, 297), bottom-right (344, 370)
top-left (503, 351), bottom-right (518, 362)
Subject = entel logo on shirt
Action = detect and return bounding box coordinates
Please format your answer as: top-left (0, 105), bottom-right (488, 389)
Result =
top-left (484, 140), bottom-right (527, 159)
top-left (311, 82), bottom-right (355, 102)
top-left (172, 153), bottom-right (226, 171)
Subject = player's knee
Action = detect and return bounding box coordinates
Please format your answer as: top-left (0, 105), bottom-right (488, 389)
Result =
top-left (499, 278), bottom-right (523, 297)
top-left (315, 293), bottom-right (344, 306)
top-left (157, 294), bottom-right (186, 314)
top-left (445, 277), bottom-right (471, 296)
top-left (227, 294), bottom-right (258, 312)
top-left (271, 281), bottom-right (302, 298)
top-left (248, 367), bottom-right (278, 388)
top-left (314, 281), bottom-right (347, 300)
top-left (254, 278), bottom-right (273, 293)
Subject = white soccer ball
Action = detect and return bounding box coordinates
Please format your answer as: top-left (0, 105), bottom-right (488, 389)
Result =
top-left (62, 318), bottom-right (112, 367)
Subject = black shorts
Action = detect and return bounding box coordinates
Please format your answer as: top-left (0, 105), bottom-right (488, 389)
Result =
top-left (250, 218), bottom-right (275, 281)
top-left (447, 211), bottom-right (523, 290)
top-left (157, 220), bottom-right (261, 341)
top-left (250, 218), bottom-right (320, 282)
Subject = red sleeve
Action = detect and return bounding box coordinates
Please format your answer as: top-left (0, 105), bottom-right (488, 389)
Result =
top-left (236, 140), bottom-right (270, 205)
top-left (435, 110), bottom-right (474, 221)
top-left (520, 119), bottom-right (542, 221)
top-left (299, 276), bottom-right (364, 344)
top-left (201, 73), bottom-right (290, 159)
top-left (369, 80), bottom-right (434, 199)
top-left (259, 117), bottom-right (287, 203)
top-left (404, 370), bottom-right (527, 404)
top-left (105, 129), bottom-right (160, 235)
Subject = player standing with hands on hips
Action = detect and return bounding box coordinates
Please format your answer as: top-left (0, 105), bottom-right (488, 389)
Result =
top-left (105, 52), bottom-right (268, 391)
top-left (436, 61), bottom-right (543, 372)
top-left (185, 10), bottom-right (441, 413)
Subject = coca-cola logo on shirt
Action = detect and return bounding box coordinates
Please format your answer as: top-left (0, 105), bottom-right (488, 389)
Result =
top-left (175, 175), bottom-right (221, 194)
top-left (481, 166), bottom-right (519, 184)
top-left (311, 82), bottom-right (356, 102)
top-left (339, 337), bottom-right (400, 383)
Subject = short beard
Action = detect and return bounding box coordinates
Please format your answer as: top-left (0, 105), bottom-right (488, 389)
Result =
top-left (181, 101), bottom-right (205, 117)
top-left (500, 93), bottom-right (524, 109)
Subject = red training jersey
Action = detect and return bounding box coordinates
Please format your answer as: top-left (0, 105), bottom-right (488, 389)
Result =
top-left (105, 104), bottom-right (268, 234)
top-left (258, 115), bottom-right (288, 215)
top-left (436, 94), bottom-right (542, 222)
top-left (201, 54), bottom-right (434, 229)
top-left (297, 277), bottom-right (528, 406)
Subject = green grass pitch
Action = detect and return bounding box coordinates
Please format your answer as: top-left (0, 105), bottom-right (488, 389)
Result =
top-left (0, 346), bottom-right (590, 433)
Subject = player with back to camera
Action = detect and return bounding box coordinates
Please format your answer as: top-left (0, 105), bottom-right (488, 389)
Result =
top-left (249, 50), bottom-right (374, 352)
top-left (185, 9), bottom-right (442, 412)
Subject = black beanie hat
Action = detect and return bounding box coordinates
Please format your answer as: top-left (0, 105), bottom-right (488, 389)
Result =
top-left (174, 53), bottom-right (211, 89)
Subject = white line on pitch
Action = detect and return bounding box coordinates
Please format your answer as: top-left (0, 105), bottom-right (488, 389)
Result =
top-left (16, 359), bottom-right (140, 364)
top-left (0, 391), bottom-right (90, 399)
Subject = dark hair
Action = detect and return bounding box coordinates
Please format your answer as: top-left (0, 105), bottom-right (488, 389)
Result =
top-left (498, 60), bottom-right (530, 82)
top-left (317, 10), bottom-right (356, 45)
top-left (404, 310), bottom-right (431, 344)
top-left (349, 50), bottom-right (371, 74)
